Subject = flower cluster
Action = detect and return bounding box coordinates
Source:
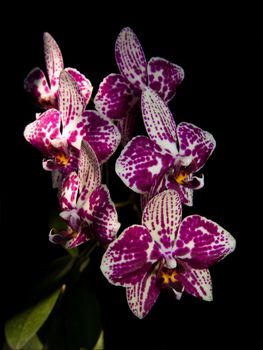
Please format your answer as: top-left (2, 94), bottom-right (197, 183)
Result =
top-left (24, 28), bottom-right (236, 319)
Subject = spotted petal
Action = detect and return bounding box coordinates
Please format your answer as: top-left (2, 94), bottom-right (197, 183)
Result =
top-left (58, 70), bottom-right (86, 147)
top-left (24, 68), bottom-right (53, 108)
top-left (174, 215), bottom-right (236, 268)
top-left (142, 190), bottom-right (182, 255)
top-left (178, 263), bottom-right (213, 301)
top-left (94, 73), bottom-right (139, 120)
top-left (141, 87), bottom-right (178, 155)
top-left (115, 27), bottom-right (147, 90)
top-left (177, 122), bottom-right (216, 172)
top-left (44, 32), bottom-right (64, 92)
top-left (66, 67), bottom-right (93, 106)
top-left (117, 108), bottom-right (137, 146)
top-left (147, 57), bottom-right (185, 103)
top-left (80, 185), bottom-right (120, 244)
top-left (78, 110), bottom-right (121, 163)
top-left (116, 136), bottom-right (173, 193)
top-left (101, 225), bottom-right (161, 286)
top-left (59, 172), bottom-right (79, 210)
top-left (126, 264), bottom-right (161, 319)
top-left (23, 109), bottom-right (61, 155)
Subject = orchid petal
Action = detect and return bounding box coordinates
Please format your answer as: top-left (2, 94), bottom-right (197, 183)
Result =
top-left (177, 122), bottom-right (216, 172)
top-left (141, 87), bottom-right (178, 155)
top-left (66, 67), bottom-right (93, 106)
top-left (100, 225), bottom-right (161, 286)
top-left (78, 141), bottom-right (101, 200)
top-left (24, 109), bottom-right (61, 155)
top-left (116, 136), bottom-right (173, 193)
top-left (126, 264), bottom-right (161, 319)
top-left (49, 226), bottom-right (90, 249)
top-left (59, 172), bottom-right (79, 210)
top-left (94, 73), bottom-right (139, 120)
top-left (43, 32), bottom-right (64, 92)
top-left (174, 215), bottom-right (236, 268)
top-left (178, 263), bottom-right (213, 301)
top-left (115, 27), bottom-right (147, 90)
top-left (142, 190), bottom-right (182, 254)
top-left (58, 70), bottom-right (86, 147)
top-left (147, 57), bottom-right (184, 102)
top-left (140, 173), bottom-right (166, 211)
top-left (78, 110), bottom-right (121, 163)
top-left (51, 170), bottom-right (62, 189)
top-left (80, 185), bottom-right (120, 244)
top-left (116, 108), bottom-right (137, 146)
top-left (24, 68), bottom-right (53, 108)
top-left (165, 174), bottom-right (194, 206)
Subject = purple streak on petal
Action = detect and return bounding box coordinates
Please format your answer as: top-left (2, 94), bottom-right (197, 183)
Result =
top-left (126, 263), bottom-right (161, 319)
top-left (177, 262), bottom-right (213, 301)
top-left (174, 215), bottom-right (236, 268)
top-left (78, 141), bottom-right (101, 201)
top-left (43, 32), bottom-right (64, 92)
top-left (142, 190), bottom-right (182, 256)
top-left (58, 70), bottom-right (86, 147)
top-left (177, 122), bottom-right (216, 172)
top-left (66, 67), bottom-right (93, 106)
top-left (147, 57), bottom-right (185, 103)
top-left (94, 73), bottom-right (139, 120)
top-left (24, 109), bottom-right (61, 155)
top-left (141, 87), bottom-right (178, 155)
top-left (116, 108), bottom-right (137, 146)
top-left (140, 173), bottom-right (166, 211)
top-left (24, 68), bottom-right (55, 108)
top-left (101, 225), bottom-right (162, 286)
top-left (115, 27), bottom-right (147, 90)
top-left (116, 136), bottom-right (173, 193)
top-left (59, 172), bottom-right (79, 210)
top-left (80, 185), bottom-right (120, 244)
top-left (79, 110), bottom-right (121, 163)
top-left (165, 173), bottom-right (193, 206)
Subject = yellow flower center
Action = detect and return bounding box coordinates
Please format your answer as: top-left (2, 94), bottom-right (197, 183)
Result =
top-left (175, 170), bottom-right (188, 184)
top-left (161, 270), bottom-right (178, 285)
top-left (56, 153), bottom-right (69, 166)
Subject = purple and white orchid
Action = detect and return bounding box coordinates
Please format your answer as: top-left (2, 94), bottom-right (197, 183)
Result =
top-left (94, 27), bottom-right (184, 144)
top-left (116, 87), bottom-right (216, 206)
top-left (24, 70), bottom-right (121, 186)
top-left (101, 189), bottom-right (236, 319)
top-left (24, 32), bottom-right (93, 109)
top-left (49, 141), bottom-right (120, 248)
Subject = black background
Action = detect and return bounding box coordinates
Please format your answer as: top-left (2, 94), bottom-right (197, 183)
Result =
top-left (1, 3), bottom-right (261, 349)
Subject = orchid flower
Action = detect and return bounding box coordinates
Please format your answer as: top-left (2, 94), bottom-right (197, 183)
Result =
top-left (94, 27), bottom-right (184, 144)
top-left (24, 32), bottom-right (92, 109)
top-left (116, 87), bottom-right (216, 206)
top-left (101, 189), bottom-right (236, 318)
top-left (24, 70), bottom-right (121, 186)
top-left (49, 141), bottom-right (120, 248)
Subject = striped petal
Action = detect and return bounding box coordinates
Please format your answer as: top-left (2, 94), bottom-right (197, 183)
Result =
top-left (44, 32), bottom-right (64, 92)
top-left (177, 122), bottom-right (216, 172)
top-left (174, 215), bottom-right (236, 268)
top-left (115, 27), bottom-right (147, 90)
top-left (94, 73), bottom-right (139, 120)
top-left (23, 109), bottom-right (61, 155)
top-left (24, 67), bottom-right (54, 108)
top-left (100, 225), bottom-right (162, 286)
top-left (147, 57), bottom-right (185, 103)
top-left (126, 263), bottom-right (161, 319)
top-left (178, 263), bottom-right (213, 301)
top-left (59, 172), bottom-right (79, 210)
top-left (141, 87), bottom-right (178, 155)
top-left (78, 141), bottom-right (101, 200)
top-left (80, 185), bottom-right (120, 244)
top-left (79, 110), bottom-right (121, 163)
top-left (116, 108), bottom-right (137, 146)
top-left (66, 67), bottom-right (93, 106)
top-left (142, 190), bottom-right (182, 255)
top-left (58, 70), bottom-right (86, 147)
top-left (115, 136), bottom-right (173, 193)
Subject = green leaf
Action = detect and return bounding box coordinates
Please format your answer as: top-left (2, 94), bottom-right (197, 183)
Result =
top-left (5, 289), bottom-right (60, 350)
top-left (22, 335), bottom-right (43, 350)
top-left (63, 284), bottom-right (102, 350)
top-left (93, 330), bottom-right (104, 350)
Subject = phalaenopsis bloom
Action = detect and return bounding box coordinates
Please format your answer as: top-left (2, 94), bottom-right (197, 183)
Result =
top-left (101, 190), bottom-right (236, 318)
